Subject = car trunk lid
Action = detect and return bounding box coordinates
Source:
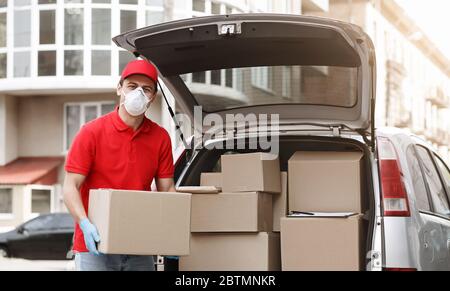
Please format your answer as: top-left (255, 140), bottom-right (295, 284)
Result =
top-left (113, 14), bottom-right (377, 148)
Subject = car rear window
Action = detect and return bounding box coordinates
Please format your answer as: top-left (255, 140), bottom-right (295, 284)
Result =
top-left (180, 65), bottom-right (358, 112)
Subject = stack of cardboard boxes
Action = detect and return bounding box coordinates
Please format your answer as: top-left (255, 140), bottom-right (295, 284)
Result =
top-left (179, 153), bottom-right (285, 271)
top-left (87, 150), bottom-right (366, 271)
top-left (281, 151), bottom-right (366, 271)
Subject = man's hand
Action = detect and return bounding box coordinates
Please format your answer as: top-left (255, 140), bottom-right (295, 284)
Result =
top-left (156, 178), bottom-right (176, 192)
top-left (79, 218), bottom-right (101, 255)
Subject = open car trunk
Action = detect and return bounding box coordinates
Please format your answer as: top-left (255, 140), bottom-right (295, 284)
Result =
top-left (113, 14), bottom-right (377, 150)
top-left (175, 135), bottom-right (375, 271)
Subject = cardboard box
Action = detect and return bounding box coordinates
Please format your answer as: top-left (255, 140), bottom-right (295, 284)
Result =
top-left (88, 189), bottom-right (191, 256)
top-left (273, 172), bottom-right (288, 232)
top-left (179, 232), bottom-right (281, 271)
top-left (280, 215), bottom-right (364, 271)
top-left (200, 172), bottom-right (223, 190)
top-left (191, 192), bottom-right (273, 232)
top-left (288, 151), bottom-right (364, 213)
top-left (222, 153), bottom-right (281, 193)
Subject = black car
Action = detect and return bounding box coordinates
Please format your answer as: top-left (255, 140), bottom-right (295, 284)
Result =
top-left (0, 213), bottom-right (74, 260)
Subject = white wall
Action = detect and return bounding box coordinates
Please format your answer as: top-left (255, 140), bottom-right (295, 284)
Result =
top-left (18, 93), bottom-right (117, 157)
top-left (0, 95), bottom-right (18, 166)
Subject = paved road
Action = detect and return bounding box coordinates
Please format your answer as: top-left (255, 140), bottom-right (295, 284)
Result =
top-left (0, 257), bottom-right (74, 271)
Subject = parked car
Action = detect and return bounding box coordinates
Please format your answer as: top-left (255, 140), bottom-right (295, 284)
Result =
top-left (114, 14), bottom-right (450, 270)
top-left (0, 213), bottom-right (74, 260)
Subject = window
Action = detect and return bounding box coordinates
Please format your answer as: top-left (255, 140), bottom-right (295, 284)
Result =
top-left (15, 0), bottom-right (31, 6)
top-left (92, 50), bottom-right (111, 75)
top-left (146, 10), bottom-right (164, 26)
top-left (179, 65), bottom-right (358, 113)
top-left (119, 50), bottom-right (135, 73)
top-left (23, 215), bottom-right (55, 231)
top-left (66, 105), bottom-right (81, 150)
top-left (65, 8), bottom-right (84, 45)
top-left (56, 214), bottom-right (74, 229)
top-left (84, 105), bottom-right (98, 123)
top-left (0, 53), bottom-right (5, 78)
top-left (14, 51), bottom-right (31, 77)
top-left (0, 188), bottom-right (12, 214)
top-left (252, 67), bottom-right (272, 91)
top-left (38, 51), bottom-right (56, 76)
top-left (193, 0), bottom-right (205, 12)
top-left (55, 214), bottom-right (74, 229)
top-left (40, 10), bottom-right (55, 44)
top-left (14, 9), bottom-right (31, 47)
top-left (192, 71), bottom-right (206, 83)
top-left (434, 154), bottom-right (450, 192)
top-left (120, 10), bottom-right (136, 34)
top-left (101, 103), bottom-right (115, 115)
top-left (65, 102), bottom-right (116, 151)
top-left (210, 70), bottom-right (221, 85)
top-left (64, 50), bottom-right (83, 75)
top-left (92, 9), bottom-right (111, 45)
top-left (39, 0), bottom-right (57, 4)
top-left (406, 146), bottom-right (431, 212)
top-left (416, 146), bottom-right (450, 216)
top-left (282, 66), bottom-right (292, 98)
top-left (225, 69), bottom-right (233, 88)
top-left (92, 0), bottom-right (110, 3)
top-left (0, 12), bottom-right (6, 47)
top-left (31, 189), bottom-right (51, 214)
top-left (211, 2), bottom-right (221, 14)
top-left (146, 0), bottom-right (163, 5)
top-left (0, 1), bottom-right (6, 8)
top-left (120, 0), bottom-right (137, 4)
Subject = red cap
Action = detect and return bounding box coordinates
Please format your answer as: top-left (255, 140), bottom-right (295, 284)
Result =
top-left (121, 60), bottom-right (158, 83)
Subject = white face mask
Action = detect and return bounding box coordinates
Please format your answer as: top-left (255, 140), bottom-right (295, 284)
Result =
top-left (121, 87), bottom-right (150, 116)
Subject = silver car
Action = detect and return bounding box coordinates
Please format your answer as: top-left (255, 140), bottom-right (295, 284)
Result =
top-left (114, 14), bottom-right (450, 271)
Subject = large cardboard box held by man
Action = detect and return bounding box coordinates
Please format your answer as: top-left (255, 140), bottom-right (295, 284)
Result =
top-left (191, 192), bottom-right (273, 232)
top-left (179, 232), bottom-right (281, 271)
top-left (88, 189), bottom-right (191, 256)
top-left (280, 215), bottom-right (364, 271)
top-left (288, 151), bottom-right (365, 213)
top-left (221, 153), bottom-right (281, 193)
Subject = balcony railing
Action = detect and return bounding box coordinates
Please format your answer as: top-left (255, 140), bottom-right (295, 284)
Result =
top-left (386, 60), bottom-right (407, 78)
top-left (426, 87), bottom-right (449, 109)
top-left (424, 128), bottom-right (450, 146)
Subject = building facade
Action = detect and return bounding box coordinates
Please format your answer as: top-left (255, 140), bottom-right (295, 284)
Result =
top-left (0, 0), bottom-right (448, 230)
top-left (309, 0), bottom-right (450, 161)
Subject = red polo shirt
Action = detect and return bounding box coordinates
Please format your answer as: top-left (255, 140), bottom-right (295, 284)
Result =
top-left (65, 107), bottom-right (174, 253)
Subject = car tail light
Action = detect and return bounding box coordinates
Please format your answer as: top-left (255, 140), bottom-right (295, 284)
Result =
top-left (384, 268), bottom-right (417, 272)
top-left (377, 137), bottom-right (411, 217)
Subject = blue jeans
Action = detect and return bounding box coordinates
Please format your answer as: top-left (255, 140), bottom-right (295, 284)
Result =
top-left (75, 253), bottom-right (155, 271)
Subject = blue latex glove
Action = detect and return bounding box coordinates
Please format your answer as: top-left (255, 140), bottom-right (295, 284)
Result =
top-left (79, 218), bottom-right (101, 255)
top-left (165, 256), bottom-right (179, 260)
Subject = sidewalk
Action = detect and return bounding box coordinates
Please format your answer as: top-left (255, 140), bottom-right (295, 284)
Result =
top-left (0, 257), bottom-right (74, 271)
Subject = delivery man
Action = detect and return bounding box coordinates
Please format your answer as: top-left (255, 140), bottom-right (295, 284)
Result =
top-left (63, 59), bottom-right (176, 271)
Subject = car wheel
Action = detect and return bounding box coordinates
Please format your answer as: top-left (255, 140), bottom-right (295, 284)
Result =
top-left (0, 247), bottom-right (8, 259)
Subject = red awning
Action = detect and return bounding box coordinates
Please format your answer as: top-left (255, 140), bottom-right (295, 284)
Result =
top-left (0, 157), bottom-right (65, 185)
